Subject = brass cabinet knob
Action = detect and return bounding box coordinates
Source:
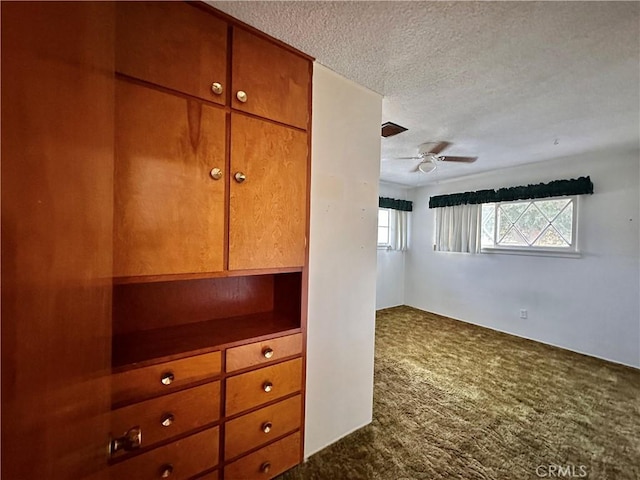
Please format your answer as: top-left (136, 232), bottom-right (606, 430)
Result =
top-left (260, 462), bottom-right (271, 474)
top-left (211, 82), bottom-right (223, 95)
top-left (160, 372), bottom-right (174, 386)
top-left (261, 421), bottom-right (273, 434)
top-left (110, 426), bottom-right (142, 455)
top-left (209, 167), bottom-right (222, 180)
top-left (262, 381), bottom-right (273, 393)
top-left (161, 413), bottom-right (175, 427)
top-left (160, 464), bottom-right (174, 478)
top-left (234, 172), bottom-right (246, 183)
top-left (262, 347), bottom-right (274, 359)
top-left (236, 90), bottom-right (247, 103)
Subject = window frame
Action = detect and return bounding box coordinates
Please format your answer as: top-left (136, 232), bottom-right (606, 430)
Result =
top-left (480, 195), bottom-right (580, 258)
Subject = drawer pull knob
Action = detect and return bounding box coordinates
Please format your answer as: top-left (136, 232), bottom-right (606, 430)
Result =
top-left (236, 90), bottom-right (248, 103)
top-left (262, 381), bottom-right (273, 393)
top-left (161, 413), bottom-right (175, 427)
top-left (160, 464), bottom-right (174, 478)
top-left (234, 171), bottom-right (246, 183)
top-left (260, 462), bottom-right (271, 474)
top-left (160, 372), bottom-right (174, 386)
top-left (262, 347), bottom-right (274, 359)
top-left (110, 426), bottom-right (142, 455)
top-left (262, 421), bottom-right (273, 434)
top-left (211, 82), bottom-right (223, 95)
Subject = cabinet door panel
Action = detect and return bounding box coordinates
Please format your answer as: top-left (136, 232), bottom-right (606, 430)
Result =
top-left (116, 2), bottom-right (227, 105)
top-left (232, 28), bottom-right (310, 129)
top-left (2, 2), bottom-right (114, 478)
top-left (229, 114), bottom-right (308, 270)
top-left (115, 81), bottom-right (226, 277)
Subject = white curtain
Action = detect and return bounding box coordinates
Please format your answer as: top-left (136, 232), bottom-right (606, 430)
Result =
top-left (392, 210), bottom-right (409, 251)
top-left (435, 204), bottom-right (481, 253)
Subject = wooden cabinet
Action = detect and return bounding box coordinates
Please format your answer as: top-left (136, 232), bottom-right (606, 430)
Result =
top-left (232, 28), bottom-right (311, 129)
top-left (3, 2), bottom-right (311, 479)
top-left (114, 80), bottom-right (226, 277)
top-left (116, 2), bottom-right (228, 105)
top-left (229, 114), bottom-right (308, 270)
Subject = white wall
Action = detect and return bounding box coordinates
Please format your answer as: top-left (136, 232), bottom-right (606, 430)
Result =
top-left (376, 182), bottom-right (410, 310)
top-left (406, 149), bottom-right (640, 368)
top-left (306, 64), bottom-right (382, 457)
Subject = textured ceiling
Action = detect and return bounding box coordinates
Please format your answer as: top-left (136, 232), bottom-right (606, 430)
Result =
top-left (211, 1), bottom-right (640, 186)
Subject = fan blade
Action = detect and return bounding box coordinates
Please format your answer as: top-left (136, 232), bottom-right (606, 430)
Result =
top-left (395, 156), bottom-right (421, 160)
top-left (440, 156), bottom-right (477, 163)
top-left (430, 141), bottom-right (451, 155)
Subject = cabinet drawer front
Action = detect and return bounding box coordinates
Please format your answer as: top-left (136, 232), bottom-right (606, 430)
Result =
top-left (225, 358), bottom-right (302, 416)
top-left (225, 395), bottom-right (301, 460)
top-left (226, 334), bottom-right (303, 373)
top-left (109, 426), bottom-right (219, 480)
top-left (224, 432), bottom-right (300, 480)
top-left (112, 382), bottom-right (220, 457)
top-left (113, 351), bottom-right (221, 406)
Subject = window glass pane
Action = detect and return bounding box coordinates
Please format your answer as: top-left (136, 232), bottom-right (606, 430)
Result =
top-left (481, 204), bottom-right (495, 247)
top-left (518, 203), bottom-right (549, 244)
top-left (536, 198), bottom-right (571, 221)
top-left (378, 226), bottom-right (389, 245)
top-left (499, 202), bottom-right (528, 223)
top-left (499, 226), bottom-right (528, 246)
top-left (378, 209), bottom-right (389, 227)
top-left (535, 225), bottom-right (569, 247)
top-left (553, 202), bottom-right (573, 243)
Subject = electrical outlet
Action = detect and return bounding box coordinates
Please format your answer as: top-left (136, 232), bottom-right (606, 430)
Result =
top-left (520, 309), bottom-right (528, 319)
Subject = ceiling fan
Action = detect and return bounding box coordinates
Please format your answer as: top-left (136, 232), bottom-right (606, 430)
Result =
top-left (397, 141), bottom-right (478, 173)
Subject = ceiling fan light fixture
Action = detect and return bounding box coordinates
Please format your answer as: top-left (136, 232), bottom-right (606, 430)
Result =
top-left (418, 157), bottom-right (437, 173)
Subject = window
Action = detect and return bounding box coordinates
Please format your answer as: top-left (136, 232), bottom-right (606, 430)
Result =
top-left (481, 196), bottom-right (577, 253)
top-left (378, 208), bottom-right (390, 247)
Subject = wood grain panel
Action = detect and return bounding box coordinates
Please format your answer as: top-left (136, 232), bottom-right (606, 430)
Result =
top-left (1, 2), bottom-right (114, 478)
top-left (226, 334), bottom-right (303, 372)
top-left (111, 382), bottom-right (220, 458)
top-left (114, 80), bottom-right (226, 277)
top-left (113, 275), bottom-right (274, 335)
top-left (112, 352), bottom-right (221, 407)
top-left (108, 426), bottom-right (219, 480)
top-left (225, 395), bottom-right (302, 459)
top-left (232, 28), bottom-right (310, 129)
top-left (224, 432), bottom-right (301, 480)
top-left (229, 114), bottom-right (308, 270)
top-left (116, 1), bottom-right (227, 104)
top-left (225, 359), bottom-right (303, 416)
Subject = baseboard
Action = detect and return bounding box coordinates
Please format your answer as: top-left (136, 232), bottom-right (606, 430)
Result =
top-left (402, 305), bottom-right (640, 371)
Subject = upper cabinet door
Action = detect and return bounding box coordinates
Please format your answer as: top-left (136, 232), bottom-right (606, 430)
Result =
top-left (114, 80), bottom-right (226, 278)
top-left (229, 114), bottom-right (308, 270)
top-left (116, 2), bottom-right (227, 105)
top-left (232, 28), bottom-right (311, 130)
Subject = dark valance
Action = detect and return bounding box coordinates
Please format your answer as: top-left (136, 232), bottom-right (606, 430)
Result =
top-left (379, 197), bottom-right (413, 212)
top-left (428, 176), bottom-right (594, 209)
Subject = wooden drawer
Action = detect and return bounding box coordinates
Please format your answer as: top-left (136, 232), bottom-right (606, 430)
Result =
top-left (225, 395), bottom-right (302, 459)
top-left (109, 426), bottom-right (219, 480)
top-left (226, 334), bottom-right (302, 373)
top-left (111, 382), bottom-right (220, 458)
top-left (225, 358), bottom-right (302, 416)
top-left (224, 432), bottom-right (300, 480)
top-left (113, 351), bottom-right (221, 406)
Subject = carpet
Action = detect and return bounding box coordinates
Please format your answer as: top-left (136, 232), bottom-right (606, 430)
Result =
top-left (278, 306), bottom-right (640, 480)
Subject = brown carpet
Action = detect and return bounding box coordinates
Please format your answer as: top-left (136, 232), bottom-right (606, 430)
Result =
top-left (278, 306), bottom-right (640, 480)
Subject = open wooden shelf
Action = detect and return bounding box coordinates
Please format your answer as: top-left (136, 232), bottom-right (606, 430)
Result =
top-left (112, 311), bottom-right (300, 369)
top-left (111, 271), bottom-right (303, 370)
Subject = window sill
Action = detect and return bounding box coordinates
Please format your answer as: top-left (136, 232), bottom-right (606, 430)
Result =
top-left (481, 247), bottom-right (581, 259)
